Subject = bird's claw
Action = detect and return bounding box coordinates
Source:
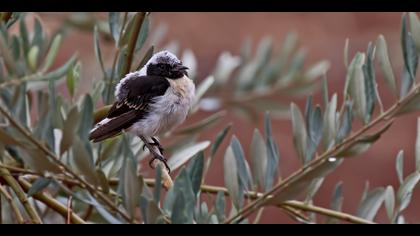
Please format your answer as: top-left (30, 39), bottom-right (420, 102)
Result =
top-left (149, 155), bottom-right (171, 174)
top-left (142, 137), bottom-right (164, 154)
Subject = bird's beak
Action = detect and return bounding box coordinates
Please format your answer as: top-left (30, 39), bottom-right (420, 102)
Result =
top-left (175, 64), bottom-right (189, 76)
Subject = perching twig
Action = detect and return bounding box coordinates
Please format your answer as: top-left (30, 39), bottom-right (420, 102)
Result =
top-left (139, 136), bottom-right (173, 189)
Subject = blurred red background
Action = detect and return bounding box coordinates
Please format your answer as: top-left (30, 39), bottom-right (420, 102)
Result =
top-left (37, 12), bottom-right (419, 223)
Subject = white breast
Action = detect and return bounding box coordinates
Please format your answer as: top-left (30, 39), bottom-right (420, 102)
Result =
top-left (128, 75), bottom-right (195, 137)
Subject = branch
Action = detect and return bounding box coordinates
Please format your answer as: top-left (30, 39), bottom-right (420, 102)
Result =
top-left (2, 165), bottom-right (372, 224)
top-left (0, 164), bottom-right (42, 224)
top-left (17, 178), bottom-right (86, 224)
top-left (225, 85), bottom-right (420, 224)
top-left (121, 12), bottom-right (146, 77)
top-left (0, 103), bottom-right (132, 222)
top-left (0, 184), bottom-right (25, 224)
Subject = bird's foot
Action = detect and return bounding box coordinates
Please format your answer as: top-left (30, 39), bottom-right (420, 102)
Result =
top-left (142, 137), bottom-right (164, 154)
top-left (149, 154), bottom-right (171, 174)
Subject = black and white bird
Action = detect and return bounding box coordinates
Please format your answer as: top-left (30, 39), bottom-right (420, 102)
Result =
top-left (89, 50), bottom-right (195, 171)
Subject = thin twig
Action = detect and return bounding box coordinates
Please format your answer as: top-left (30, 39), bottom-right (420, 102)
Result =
top-left (283, 200), bottom-right (374, 224)
top-left (225, 86), bottom-right (420, 224)
top-left (18, 178), bottom-right (86, 224)
top-left (0, 184), bottom-right (25, 224)
top-left (0, 164), bottom-right (42, 224)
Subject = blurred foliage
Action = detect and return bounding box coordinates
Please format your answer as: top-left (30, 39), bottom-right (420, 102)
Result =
top-left (0, 12), bottom-right (420, 224)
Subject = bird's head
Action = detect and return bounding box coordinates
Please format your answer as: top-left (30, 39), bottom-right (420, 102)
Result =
top-left (146, 50), bottom-right (189, 79)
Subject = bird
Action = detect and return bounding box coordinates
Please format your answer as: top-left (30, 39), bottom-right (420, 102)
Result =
top-left (89, 50), bottom-right (195, 173)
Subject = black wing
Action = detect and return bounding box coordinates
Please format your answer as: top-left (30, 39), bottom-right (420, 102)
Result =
top-left (89, 75), bottom-right (170, 142)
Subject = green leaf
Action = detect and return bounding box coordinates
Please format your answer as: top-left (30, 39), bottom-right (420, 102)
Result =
top-left (291, 103), bottom-right (307, 164)
top-left (88, 194), bottom-right (124, 224)
top-left (267, 158), bottom-right (343, 205)
top-left (27, 46), bottom-right (39, 71)
top-left (171, 192), bottom-right (188, 224)
top-left (224, 146), bottom-right (242, 209)
top-left (231, 136), bottom-right (253, 190)
top-left (94, 25), bottom-right (106, 78)
top-left (154, 165), bottom-right (162, 203)
top-left (22, 148), bottom-right (61, 174)
top-left (109, 12), bottom-right (121, 45)
top-left (73, 137), bottom-right (97, 185)
top-left (96, 168), bottom-right (110, 194)
top-left (41, 34), bottom-right (62, 73)
top-left (409, 12), bottom-right (420, 53)
top-left (136, 45), bottom-right (154, 70)
top-left (344, 38), bottom-right (350, 68)
top-left (60, 106), bottom-right (80, 155)
top-left (31, 17), bottom-right (44, 48)
top-left (41, 54), bottom-right (78, 81)
top-left (215, 191), bottom-right (226, 222)
top-left (19, 16), bottom-right (29, 54)
top-left (384, 185), bottom-right (395, 221)
top-left (27, 177), bottom-right (51, 197)
top-left (376, 35), bottom-right (397, 95)
top-left (356, 187), bottom-right (385, 221)
top-left (416, 117), bottom-right (420, 171)
top-left (251, 129), bottom-right (267, 190)
top-left (347, 53), bottom-right (367, 122)
top-left (305, 60), bottom-right (330, 81)
top-left (363, 42), bottom-right (376, 123)
top-left (147, 200), bottom-right (163, 224)
top-left (77, 95), bottom-right (93, 140)
top-left (192, 76), bottom-right (215, 112)
top-left (265, 112), bottom-right (280, 191)
top-left (174, 110), bottom-right (225, 135)
top-left (396, 171), bottom-right (420, 213)
top-left (396, 150), bottom-right (404, 184)
top-left (321, 76), bottom-right (329, 108)
top-left (170, 169), bottom-right (195, 224)
top-left (336, 101), bottom-right (353, 143)
top-left (326, 181), bottom-right (343, 224)
top-left (210, 124), bottom-right (231, 157)
top-left (0, 128), bottom-right (22, 146)
top-left (167, 141), bottom-right (210, 172)
top-left (322, 94), bottom-right (337, 150)
top-left (401, 14), bottom-right (419, 96)
top-left (66, 62), bottom-right (80, 98)
top-left (135, 13), bottom-right (150, 52)
top-left (395, 92), bottom-right (420, 115)
top-left (121, 154), bottom-right (141, 218)
top-left (186, 151), bottom-right (204, 196)
top-left (337, 121), bottom-right (392, 157)
top-left (304, 178), bottom-right (324, 202)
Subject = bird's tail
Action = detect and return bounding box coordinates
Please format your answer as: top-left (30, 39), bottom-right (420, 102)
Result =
top-left (89, 110), bottom-right (138, 142)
